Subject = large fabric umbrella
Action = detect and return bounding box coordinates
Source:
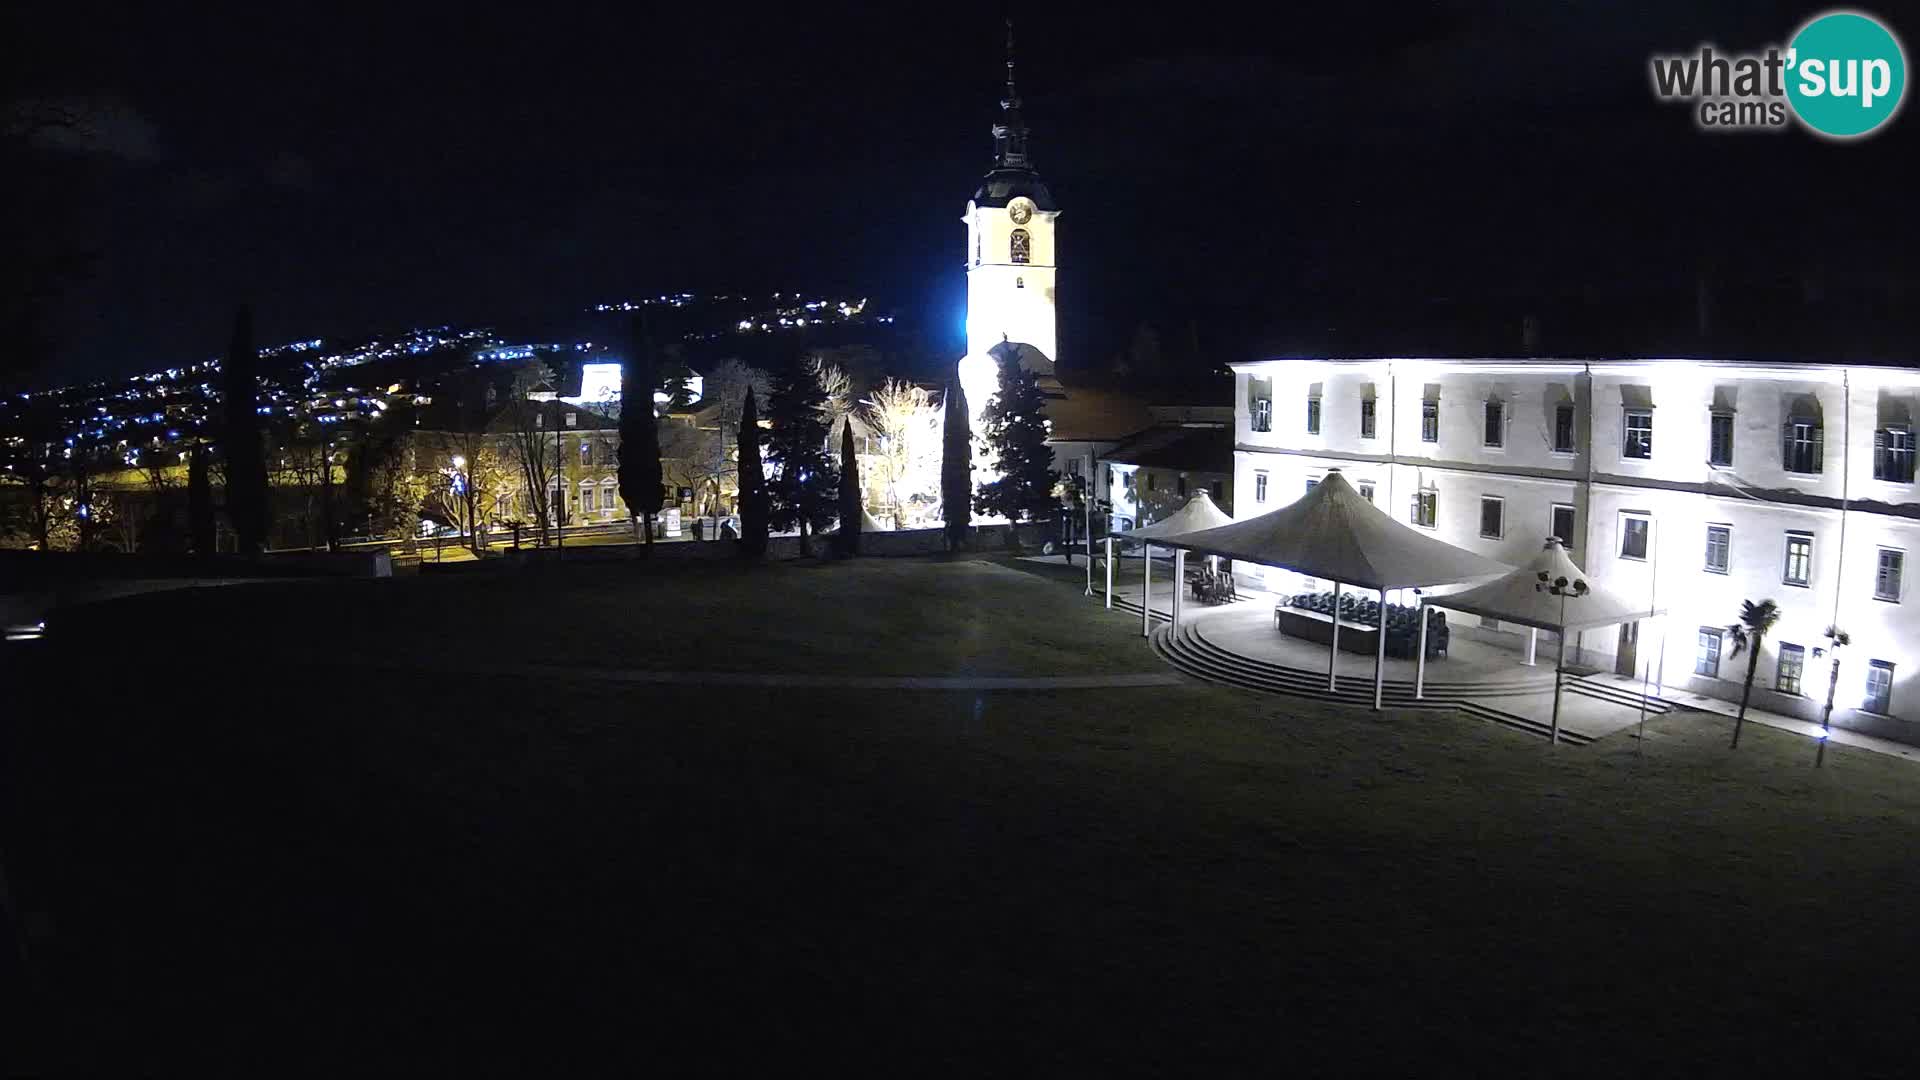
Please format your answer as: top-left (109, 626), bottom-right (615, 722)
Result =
top-left (1427, 537), bottom-right (1664, 743)
top-left (1106, 491), bottom-right (1237, 636)
top-left (1159, 471), bottom-right (1510, 709)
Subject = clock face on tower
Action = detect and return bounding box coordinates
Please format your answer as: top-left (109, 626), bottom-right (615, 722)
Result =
top-left (1008, 198), bottom-right (1034, 225)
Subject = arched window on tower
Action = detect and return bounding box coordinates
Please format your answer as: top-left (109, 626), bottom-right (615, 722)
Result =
top-left (1015, 276), bottom-right (1025, 289)
top-left (1010, 228), bottom-right (1030, 264)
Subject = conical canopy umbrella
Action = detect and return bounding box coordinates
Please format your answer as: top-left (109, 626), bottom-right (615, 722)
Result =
top-left (1159, 470), bottom-right (1511, 709)
top-left (1107, 491), bottom-right (1237, 637)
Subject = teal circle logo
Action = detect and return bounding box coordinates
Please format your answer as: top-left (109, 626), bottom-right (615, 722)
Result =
top-left (1786, 10), bottom-right (1907, 138)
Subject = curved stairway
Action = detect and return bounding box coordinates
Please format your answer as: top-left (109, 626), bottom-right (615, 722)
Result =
top-left (1150, 620), bottom-right (1604, 745)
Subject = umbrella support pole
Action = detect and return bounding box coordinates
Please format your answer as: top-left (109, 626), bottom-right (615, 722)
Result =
top-left (1551, 633), bottom-right (1567, 746)
top-left (1171, 549), bottom-right (1185, 631)
top-left (1525, 628), bottom-right (1538, 666)
top-left (1328, 581), bottom-right (1341, 691)
top-left (1373, 586), bottom-right (1387, 711)
top-left (1104, 537), bottom-right (1113, 609)
top-left (1415, 602), bottom-right (1429, 699)
top-left (1141, 543), bottom-right (1152, 638)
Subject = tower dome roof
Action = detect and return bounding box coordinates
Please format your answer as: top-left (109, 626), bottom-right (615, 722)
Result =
top-left (973, 168), bottom-right (1058, 211)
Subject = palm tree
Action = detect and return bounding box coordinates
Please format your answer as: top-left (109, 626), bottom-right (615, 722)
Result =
top-left (1725, 599), bottom-right (1782, 749)
top-left (1817, 624), bottom-right (1850, 767)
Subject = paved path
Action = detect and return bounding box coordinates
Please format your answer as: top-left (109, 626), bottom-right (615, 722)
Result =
top-left (349, 657), bottom-right (1184, 692)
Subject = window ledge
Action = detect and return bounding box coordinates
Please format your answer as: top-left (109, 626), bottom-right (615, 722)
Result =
top-left (1782, 580), bottom-right (1811, 589)
top-left (1874, 594), bottom-right (1901, 604)
top-left (1704, 567), bottom-right (1729, 576)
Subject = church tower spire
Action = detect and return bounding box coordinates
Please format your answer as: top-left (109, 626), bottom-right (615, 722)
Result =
top-left (993, 19), bottom-right (1031, 169)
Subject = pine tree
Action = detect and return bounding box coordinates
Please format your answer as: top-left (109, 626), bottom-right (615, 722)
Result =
top-left (220, 305), bottom-right (270, 554)
top-left (836, 422), bottom-right (861, 557)
top-left (765, 365), bottom-right (835, 556)
top-left (736, 387), bottom-right (769, 558)
top-left (974, 348), bottom-right (1057, 523)
top-left (618, 313), bottom-right (665, 552)
top-left (940, 380), bottom-right (971, 550)
top-left (188, 440), bottom-right (215, 555)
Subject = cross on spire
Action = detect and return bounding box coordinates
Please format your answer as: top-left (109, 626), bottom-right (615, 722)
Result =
top-left (992, 17), bottom-right (1032, 169)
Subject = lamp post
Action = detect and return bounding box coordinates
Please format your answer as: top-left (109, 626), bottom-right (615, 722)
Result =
top-left (451, 454), bottom-right (473, 554)
top-left (1536, 571), bottom-right (1589, 746)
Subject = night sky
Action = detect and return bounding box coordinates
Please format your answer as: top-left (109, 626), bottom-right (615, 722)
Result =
top-left (8, 1), bottom-right (1918, 383)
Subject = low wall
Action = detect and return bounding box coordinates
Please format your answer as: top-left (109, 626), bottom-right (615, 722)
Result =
top-left (516, 522), bottom-right (1063, 564)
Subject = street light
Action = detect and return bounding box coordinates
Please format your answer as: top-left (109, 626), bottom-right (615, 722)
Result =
top-left (1535, 569), bottom-right (1590, 746)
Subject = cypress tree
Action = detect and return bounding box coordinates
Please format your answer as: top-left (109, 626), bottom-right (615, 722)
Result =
top-left (736, 387), bottom-right (769, 558)
top-left (836, 421), bottom-right (861, 557)
top-left (220, 305), bottom-right (270, 554)
top-left (940, 380), bottom-right (971, 551)
top-left (188, 440), bottom-right (215, 555)
top-left (765, 366), bottom-right (835, 556)
top-left (618, 313), bottom-right (665, 552)
top-left (974, 348), bottom-right (1058, 524)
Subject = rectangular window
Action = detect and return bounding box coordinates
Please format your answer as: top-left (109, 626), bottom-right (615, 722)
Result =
top-left (1479, 496), bottom-right (1503, 539)
top-left (1483, 400), bottom-right (1505, 448)
top-left (1554, 404), bottom-right (1576, 453)
top-left (1421, 399), bottom-right (1439, 443)
top-left (1705, 525), bottom-right (1731, 574)
top-left (1358, 481), bottom-right (1375, 504)
top-left (1783, 532), bottom-right (1812, 587)
top-left (1360, 399), bottom-right (1376, 440)
top-left (1875, 427), bottom-right (1915, 482)
top-left (1783, 418), bottom-right (1822, 474)
top-left (1177, 475), bottom-right (1188, 497)
top-left (1306, 477), bottom-right (1320, 494)
top-left (580, 441), bottom-right (592, 466)
top-left (1146, 473), bottom-right (1156, 492)
top-left (1710, 412), bottom-right (1735, 467)
top-left (1254, 471), bottom-right (1267, 504)
top-left (581, 485), bottom-right (595, 512)
top-left (1776, 643), bottom-right (1805, 695)
top-left (1209, 481), bottom-right (1224, 502)
top-left (1695, 628), bottom-right (1723, 678)
top-left (1550, 504), bottom-right (1576, 549)
top-left (1412, 489), bottom-right (1437, 528)
top-left (1250, 397), bottom-right (1273, 433)
top-left (1864, 660), bottom-right (1894, 715)
top-left (1623, 409), bottom-right (1653, 460)
top-left (1876, 548), bottom-right (1903, 602)
top-left (565, 413), bottom-right (577, 428)
top-left (1306, 396), bottom-right (1322, 435)
top-left (1620, 514), bottom-right (1650, 561)
top-left (1123, 471), bottom-right (1135, 491)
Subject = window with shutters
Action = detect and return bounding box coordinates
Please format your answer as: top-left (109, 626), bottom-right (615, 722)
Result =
top-left (1421, 399), bottom-right (1439, 443)
top-left (581, 483), bottom-right (595, 512)
top-left (1783, 532), bottom-right (1812, 587)
top-left (1783, 417), bottom-right (1823, 474)
top-left (1483, 400), bottom-right (1505, 448)
top-left (1254, 471), bottom-right (1268, 503)
top-left (1705, 525), bottom-right (1731, 574)
top-left (1623, 409), bottom-right (1653, 459)
top-left (1360, 398), bottom-right (1377, 440)
top-left (1620, 513), bottom-right (1651, 560)
top-left (1306, 396), bottom-right (1322, 435)
top-left (1479, 496), bottom-right (1504, 539)
top-left (1709, 412), bottom-right (1735, 467)
top-left (1776, 643), bottom-right (1805, 695)
top-left (1411, 488), bottom-right (1437, 528)
top-left (1864, 660), bottom-right (1894, 715)
top-left (1875, 547), bottom-right (1903, 602)
top-left (1249, 378), bottom-right (1273, 432)
top-left (1875, 427), bottom-right (1915, 482)
top-left (1551, 504), bottom-right (1576, 549)
top-left (1358, 481), bottom-right (1375, 503)
top-left (1553, 404), bottom-right (1576, 453)
top-left (1695, 628), bottom-right (1723, 677)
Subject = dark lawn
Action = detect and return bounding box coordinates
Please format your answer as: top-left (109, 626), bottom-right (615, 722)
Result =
top-left (5, 555), bottom-right (1918, 1074)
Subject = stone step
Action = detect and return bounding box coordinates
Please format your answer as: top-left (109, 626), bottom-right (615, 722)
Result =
top-left (1151, 624), bottom-right (1594, 746)
top-left (1182, 623), bottom-right (1555, 697)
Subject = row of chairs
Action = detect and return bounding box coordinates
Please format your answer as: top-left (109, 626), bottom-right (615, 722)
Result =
top-left (1279, 591), bottom-right (1450, 659)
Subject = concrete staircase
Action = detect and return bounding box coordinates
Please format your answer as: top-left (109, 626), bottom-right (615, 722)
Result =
top-left (1149, 620), bottom-right (1599, 746)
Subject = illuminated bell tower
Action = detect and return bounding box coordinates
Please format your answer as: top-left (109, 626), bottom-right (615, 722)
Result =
top-left (958, 20), bottom-right (1060, 427)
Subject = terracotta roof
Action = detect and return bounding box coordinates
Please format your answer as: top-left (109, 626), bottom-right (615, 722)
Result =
top-left (1042, 387), bottom-right (1153, 443)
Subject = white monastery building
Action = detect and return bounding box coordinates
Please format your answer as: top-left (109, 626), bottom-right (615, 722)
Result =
top-left (1232, 357), bottom-right (1920, 741)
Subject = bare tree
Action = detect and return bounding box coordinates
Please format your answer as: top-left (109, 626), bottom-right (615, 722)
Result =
top-left (502, 364), bottom-right (558, 545)
top-left (862, 378), bottom-right (942, 527)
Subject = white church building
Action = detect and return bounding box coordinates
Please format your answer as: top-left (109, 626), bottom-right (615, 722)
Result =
top-left (1231, 357), bottom-right (1920, 742)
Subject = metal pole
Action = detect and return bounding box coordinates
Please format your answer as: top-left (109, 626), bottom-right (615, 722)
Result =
top-left (1172, 549), bottom-right (1186, 630)
top-left (1141, 542), bottom-right (1152, 638)
top-left (1084, 452), bottom-right (1095, 596)
top-left (1373, 585), bottom-right (1388, 710)
top-left (1328, 580), bottom-right (1342, 691)
top-left (1552, 633), bottom-right (1567, 746)
top-left (1104, 536), bottom-right (1113, 609)
top-left (1415, 600), bottom-right (1429, 699)
top-left (1525, 627), bottom-right (1538, 666)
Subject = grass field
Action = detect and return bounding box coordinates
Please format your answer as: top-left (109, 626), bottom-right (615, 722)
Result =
top-left (5, 554), bottom-right (1917, 1074)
